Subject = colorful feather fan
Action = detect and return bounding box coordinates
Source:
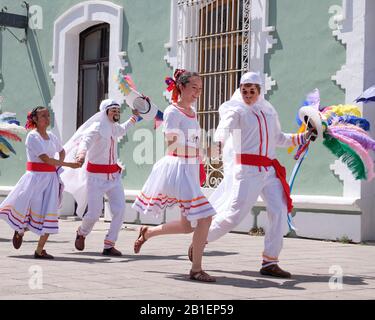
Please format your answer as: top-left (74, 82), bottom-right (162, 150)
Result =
top-left (0, 111), bottom-right (26, 159)
top-left (292, 88), bottom-right (375, 181)
top-left (314, 103), bottom-right (375, 181)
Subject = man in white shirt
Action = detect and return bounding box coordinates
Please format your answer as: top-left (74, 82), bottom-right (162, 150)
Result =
top-left (189, 72), bottom-right (316, 278)
top-left (62, 99), bottom-right (139, 256)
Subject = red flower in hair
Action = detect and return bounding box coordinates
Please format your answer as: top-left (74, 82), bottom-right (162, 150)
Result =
top-left (165, 69), bottom-right (187, 103)
top-left (174, 69), bottom-right (186, 81)
top-left (165, 77), bottom-right (176, 92)
top-left (25, 112), bottom-right (36, 130)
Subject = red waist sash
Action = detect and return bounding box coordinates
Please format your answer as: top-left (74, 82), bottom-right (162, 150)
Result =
top-left (235, 154), bottom-right (293, 212)
top-left (26, 162), bottom-right (56, 172)
top-left (169, 153), bottom-right (206, 187)
top-left (86, 162), bottom-right (121, 174)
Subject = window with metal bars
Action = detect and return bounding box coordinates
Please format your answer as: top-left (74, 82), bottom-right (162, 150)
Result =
top-left (177, 0), bottom-right (251, 188)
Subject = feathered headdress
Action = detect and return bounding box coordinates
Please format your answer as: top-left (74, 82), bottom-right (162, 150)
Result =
top-left (0, 112), bottom-right (26, 159)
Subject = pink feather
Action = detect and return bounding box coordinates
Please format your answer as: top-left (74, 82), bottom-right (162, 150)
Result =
top-left (124, 75), bottom-right (137, 91)
top-left (0, 130), bottom-right (22, 142)
top-left (328, 129), bottom-right (375, 181)
top-left (329, 127), bottom-right (375, 151)
top-left (330, 123), bottom-right (367, 134)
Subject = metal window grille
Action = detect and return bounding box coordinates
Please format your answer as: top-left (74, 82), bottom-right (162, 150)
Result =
top-left (176, 0), bottom-right (251, 188)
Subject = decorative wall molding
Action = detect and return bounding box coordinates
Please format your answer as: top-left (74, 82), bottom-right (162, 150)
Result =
top-left (329, 160), bottom-right (361, 198)
top-left (329, 0), bottom-right (366, 197)
top-left (163, 0), bottom-right (277, 99)
top-left (331, 0), bottom-right (365, 103)
top-left (50, 1), bottom-right (126, 143)
top-left (250, 0), bottom-right (277, 95)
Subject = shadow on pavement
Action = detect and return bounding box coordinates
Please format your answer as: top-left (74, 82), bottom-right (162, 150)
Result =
top-left (7, 254), bottom-right (112, 264)
top-left (145, 269), bottom-right (373, 290)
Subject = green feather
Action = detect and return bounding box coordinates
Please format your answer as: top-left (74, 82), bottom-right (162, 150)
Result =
top-left (323, 133), bottom-right (367, 180)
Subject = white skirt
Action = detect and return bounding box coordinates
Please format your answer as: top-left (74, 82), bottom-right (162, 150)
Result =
top-left (132, 155), bottom-right (216, 225)
top-left (0, 171), bottom-right (62, 235)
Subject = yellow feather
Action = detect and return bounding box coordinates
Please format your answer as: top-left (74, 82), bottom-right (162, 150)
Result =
top-left (0, 143), bottom-right (11, 155)
top-left (324, 104), bottom-right (362, 118)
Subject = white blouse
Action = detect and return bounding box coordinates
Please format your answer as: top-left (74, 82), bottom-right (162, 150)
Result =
top-left (163, 104), bottom-right (201, 149)
top-left (26, 130), bottom-right (63, 163)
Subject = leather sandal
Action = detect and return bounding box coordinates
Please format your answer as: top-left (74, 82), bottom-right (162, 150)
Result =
top-left (34, 250), bottom-right (54, 259)
top-left (12, 231), bottom-right (23, 250)
top-left (75, 232), bottom-right (85, 251)
top-left (189, 269), bottom-right (216, 282)
top-left (134, 226), bottom-right (148, 254)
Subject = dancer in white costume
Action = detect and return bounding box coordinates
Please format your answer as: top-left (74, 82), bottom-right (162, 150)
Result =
top-left (0, 107), bottom-right (80, 259)
top-left (61, 99), bottom-right (139, 256)
top-left (189, 72), bottom-right (316, 278)
top-left (132, 70), bottom-right (216, 282)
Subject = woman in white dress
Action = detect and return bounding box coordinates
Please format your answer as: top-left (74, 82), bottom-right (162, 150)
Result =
top-left (0, 107), bottom-right (80, 259)
top-left (132, 70), bottom-right (216, 282)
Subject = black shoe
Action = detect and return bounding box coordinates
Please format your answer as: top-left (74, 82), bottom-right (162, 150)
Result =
top-left (102, 247), bottom-right (122, 256)
top-left (260, 264), bottom-right (291, 278)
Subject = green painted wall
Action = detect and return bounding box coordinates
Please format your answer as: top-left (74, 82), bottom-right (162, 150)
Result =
top-left (0, 0), bottom-right (347, 195)
top-left (0, 0), bottom-right (171, 189)
top-left (265, 0), bottom-right (346, 195)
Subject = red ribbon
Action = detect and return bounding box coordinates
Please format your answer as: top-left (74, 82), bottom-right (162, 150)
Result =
top-left (26, 162), bottom-right (56, 172)
top-left (235, 154), bottom-right (293, 212)
top-left (86, 162), bottom-right (122, 174)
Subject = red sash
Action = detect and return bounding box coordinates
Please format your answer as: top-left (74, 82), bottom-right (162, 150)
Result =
top-left (169, 153), bottom-right (206, 187)
top-left (86, 162), bottom-right (122, 174)
top-left (26, 162), bottom-right (56, 172)
top-left (235, 154), bottom-right (293, 212)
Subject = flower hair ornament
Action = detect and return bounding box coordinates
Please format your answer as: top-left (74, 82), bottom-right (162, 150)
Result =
top-left (25, 111), bottom-right (36, 130)
top-left (25, 107), bottom-right (43, 130)
top-left (165, 69), bottom-right (186, 103)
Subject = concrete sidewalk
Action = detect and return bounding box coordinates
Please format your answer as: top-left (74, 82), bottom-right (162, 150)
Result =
top-left (0, 219), bottom-right (374, 300)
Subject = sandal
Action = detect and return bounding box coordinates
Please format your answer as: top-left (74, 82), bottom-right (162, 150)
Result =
top-left (189, 269), bottom-right (216, 282)
top-left (12, 231), bottom-right (24, 250)
top-left (34, 250), bottom-right (54, 259)
top-left (134, 226), bottom-right (148, 254)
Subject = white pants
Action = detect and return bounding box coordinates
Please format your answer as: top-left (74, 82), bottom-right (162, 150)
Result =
top-left (78, 175), bottom-right (126, 249)
top-left (208, 167), bottom-right (287, 265)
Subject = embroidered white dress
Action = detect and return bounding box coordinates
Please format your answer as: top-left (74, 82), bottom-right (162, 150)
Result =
top-left (0, 130), bottom-right (63, 235)
top-left (132, 104), bottom-right (216, 226)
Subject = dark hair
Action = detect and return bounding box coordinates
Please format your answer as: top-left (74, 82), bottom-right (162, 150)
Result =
top-left (25, 106), bottom-right (48, 130)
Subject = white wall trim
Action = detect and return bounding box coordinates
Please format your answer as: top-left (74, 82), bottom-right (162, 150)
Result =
top-left (250, 0), bottom-right (277, 95)
top-left (50, 0), bottom-right (126, 144)
top-left (163, 0), bottom-right (277, 98)
top-left (329, 0), bottom-right (365, 198)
